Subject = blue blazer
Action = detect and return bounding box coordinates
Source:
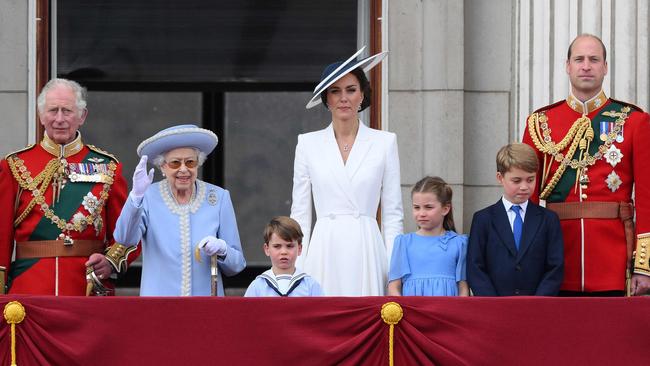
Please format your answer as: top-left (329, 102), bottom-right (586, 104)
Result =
top-left (467, 199), bottom-right (564, 296)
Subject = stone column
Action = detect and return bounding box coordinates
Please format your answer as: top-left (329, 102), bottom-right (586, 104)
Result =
top-left (0, 0), bottom-right (30, 156)
top-left (388, 0), bottom-right (465, 232)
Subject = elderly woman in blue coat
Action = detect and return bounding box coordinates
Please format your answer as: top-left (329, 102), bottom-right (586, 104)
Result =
top-left (114, 125), bottom-right (246, 296)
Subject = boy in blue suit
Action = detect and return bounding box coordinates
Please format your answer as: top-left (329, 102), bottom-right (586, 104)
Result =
top-left (467, 143), bottom-right (564, 296)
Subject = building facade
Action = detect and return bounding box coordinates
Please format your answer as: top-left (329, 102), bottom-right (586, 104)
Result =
top-left (1, 0), bottom-right (649, 263)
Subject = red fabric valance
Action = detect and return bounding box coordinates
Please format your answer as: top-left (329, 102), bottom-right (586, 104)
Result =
top-left (1, 296), bottom-right (648, 365)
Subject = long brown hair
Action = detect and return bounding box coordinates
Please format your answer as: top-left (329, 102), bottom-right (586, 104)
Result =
top-left (411, 176), bottom-right (455, 232)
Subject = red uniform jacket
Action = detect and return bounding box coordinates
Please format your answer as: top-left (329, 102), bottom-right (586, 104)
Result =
top-left (522, 92), bottom-right (650, 292)
top-left (0, 133), bottom-right (139, 295)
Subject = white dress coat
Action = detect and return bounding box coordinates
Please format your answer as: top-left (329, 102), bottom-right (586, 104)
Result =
top-left (290, 121), bottom-right (403, 296)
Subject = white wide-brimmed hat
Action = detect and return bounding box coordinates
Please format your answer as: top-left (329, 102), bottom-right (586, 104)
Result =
top-left (306, 46), bottom-right (388, 109)
top-left (136, 124), bottom-right (218, 158)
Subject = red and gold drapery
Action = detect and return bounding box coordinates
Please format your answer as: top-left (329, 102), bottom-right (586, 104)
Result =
top-left (1, 296), bottom-right (648, 365)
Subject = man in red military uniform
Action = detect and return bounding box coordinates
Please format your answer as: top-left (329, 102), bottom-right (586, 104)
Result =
top-left (0, 78), bottom-right (139, 295)
top-left (522, 34), bottom-right (650, 296)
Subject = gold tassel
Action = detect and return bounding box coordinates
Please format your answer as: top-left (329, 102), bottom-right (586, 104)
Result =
top-left (4, 301), bottom-right (26, 366)
top-left (381, 302), bottom-right (404, 366)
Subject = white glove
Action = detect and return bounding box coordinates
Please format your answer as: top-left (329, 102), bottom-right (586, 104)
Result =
top-left (198, 236), bottom-right (228, 257)
top-left (131, 155), bottom-right (154, 203)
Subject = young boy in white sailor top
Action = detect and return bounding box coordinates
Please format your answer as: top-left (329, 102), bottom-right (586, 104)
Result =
top-left (245, 216), bottom-right (323, 297)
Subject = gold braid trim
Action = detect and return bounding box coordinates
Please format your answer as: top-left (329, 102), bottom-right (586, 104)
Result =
top-left (8, 157), bottom-right (60, 226)
top-left (633, 234), bottom-right (650, 276)
top-left (8, 155), bottom-right (117, 233)
top-left (104, 243), bottom-right (138, 274)
top-left (527, 107), bottom-right (631, 200)
top-left (3, 144), bottom-right (36, 160)
top-left (87, 144), bottom-right (120, 163)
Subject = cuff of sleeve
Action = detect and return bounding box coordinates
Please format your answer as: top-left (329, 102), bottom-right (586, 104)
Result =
top-left (105, 243), bottom-right (138, 274)
top-left (633, 234), bottom-right (650, 276)
top-left (129, 192), bottom-right (144, 206)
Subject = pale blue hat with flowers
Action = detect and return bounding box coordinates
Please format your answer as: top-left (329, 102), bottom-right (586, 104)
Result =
top-left (136, 124), bottom-right (218, 158)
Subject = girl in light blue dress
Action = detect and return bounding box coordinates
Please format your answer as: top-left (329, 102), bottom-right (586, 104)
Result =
top-left (388, 176), bottom-right (469, 296)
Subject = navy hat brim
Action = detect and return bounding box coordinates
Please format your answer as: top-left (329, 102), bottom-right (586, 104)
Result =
top-left (136, 124), bottom-right (219, 158)
top-left (306, 47), bottom-right (388, 109)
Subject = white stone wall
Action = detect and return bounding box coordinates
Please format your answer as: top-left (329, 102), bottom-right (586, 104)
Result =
top-left (0, 0), bottom-right (29, 157)
top-left (388, 0), bottom-right (466, 233)
top-left (462, 0), bottom-right (515, 232)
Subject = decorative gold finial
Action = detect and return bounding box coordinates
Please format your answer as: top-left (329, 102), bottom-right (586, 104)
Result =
top-left (381, 302), bottom-right (404, 366)
top-left (4, 301), bottom-right (26, 366)
top-left (3, 301), bottom-right (25, 324)
top-left (381, 301), bottom-right (403, 325)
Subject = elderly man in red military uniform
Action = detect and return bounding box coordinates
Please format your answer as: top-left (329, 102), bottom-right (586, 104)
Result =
top-left (522, 34), bottom-right (650, 296)
top-left (0, 78), bottom-right (139, 295)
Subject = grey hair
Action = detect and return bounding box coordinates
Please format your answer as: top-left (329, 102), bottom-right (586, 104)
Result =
top-left (151, 148), bottom-right (207, 172)
top-left (37, 78), bottom-right (88, 117)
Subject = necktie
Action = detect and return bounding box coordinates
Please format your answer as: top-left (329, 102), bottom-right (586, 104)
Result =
top-left (512, 205), bottom-right (523, 250)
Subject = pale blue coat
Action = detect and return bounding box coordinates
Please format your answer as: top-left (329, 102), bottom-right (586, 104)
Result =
top-left (114, 180), bottom-right (246, 296)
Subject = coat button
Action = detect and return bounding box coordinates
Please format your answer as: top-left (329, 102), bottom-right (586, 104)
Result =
top-left (515, 265), bottom-right (522, 271)
top-left (514, 289), bottom-right (520, 295)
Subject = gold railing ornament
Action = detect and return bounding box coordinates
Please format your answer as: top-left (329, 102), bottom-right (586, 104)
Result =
top-left (381, 302), bottom-right (403, 366)
top-left (3, 301), bottom-right (26, 366)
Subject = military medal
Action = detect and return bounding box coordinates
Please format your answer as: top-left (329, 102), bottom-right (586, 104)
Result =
top-left (616, 125), bottom-right (624, 143)
top-left (604, 145), bottom-right (623, 167)
top-left (606, 171), bottom-right (622, 192)
top-left (67, 162), bottom-right (111, 183)
top-left (599, 121), bottom-right (612, 142)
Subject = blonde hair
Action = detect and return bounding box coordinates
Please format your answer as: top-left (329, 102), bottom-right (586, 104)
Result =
top-left (496, 143), bottom-right (539, 175)
top-left (411, 176), bottom-right (455, 232)
top-left (263, 216), bottom-right (304, 245)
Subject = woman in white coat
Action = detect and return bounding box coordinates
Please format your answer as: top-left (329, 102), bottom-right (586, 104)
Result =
top-left (291, 47), bottom-right (403, 296)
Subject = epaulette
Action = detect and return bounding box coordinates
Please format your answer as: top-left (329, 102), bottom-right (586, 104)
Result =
top-left (533, 99), bottom-right (565, 114)
top-left (87, 144), bottom-right (120, 163)
top-left (610, 98), bottom-right (644, 113)
top-left (4, 144), bottom-right (36, 160)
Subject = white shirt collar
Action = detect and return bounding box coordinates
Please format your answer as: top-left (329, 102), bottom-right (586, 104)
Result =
top-left (501, 196), bottom-right (529, 214)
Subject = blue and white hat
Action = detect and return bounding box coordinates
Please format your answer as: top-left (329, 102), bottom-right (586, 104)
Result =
top-left (306, 46), bottom-right (388, 109)
top-left (136, 124), bottom-right (218, 158)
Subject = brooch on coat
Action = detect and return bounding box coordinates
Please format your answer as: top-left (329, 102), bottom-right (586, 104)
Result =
top-left (208, 189), bottom-right (218, 206)
top-left (606, 171), bottom-right (622, 192)
top-left (604, 145), bottom-right (623, 167)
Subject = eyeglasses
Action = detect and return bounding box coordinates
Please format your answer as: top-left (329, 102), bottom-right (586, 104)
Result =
top-left (165, 158), bottom-right (199, 169)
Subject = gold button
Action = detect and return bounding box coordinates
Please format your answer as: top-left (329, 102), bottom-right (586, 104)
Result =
top-left (641, 260), bottom-right (646, 264)
top-left (641, 253), bottom-right (646, 258)
top-left (581, 194), bottom-right (588, 199)
top-left (642, 243), bottom-right (648, 248)
top-left (581, 185), bottom-right (588, 189)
